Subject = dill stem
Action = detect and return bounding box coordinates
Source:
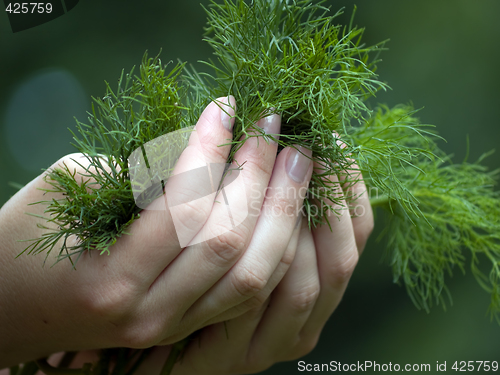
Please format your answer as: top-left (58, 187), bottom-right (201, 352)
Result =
top-left (160, 337), bottom-right (191, 375)
top-left (159, 344), bottom-right (182, 375)
top-left (369, 194), bottom-right (390, 208)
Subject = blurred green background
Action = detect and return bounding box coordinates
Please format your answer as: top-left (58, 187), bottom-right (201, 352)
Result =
top-left (1, 0), bottom-right (499, 373)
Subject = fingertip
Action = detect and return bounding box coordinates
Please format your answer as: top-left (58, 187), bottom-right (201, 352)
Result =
top-left (332, 131), bottom-right (348, 150)
top-left (195, 95), bottom-right (236, 134)
top-left (257, 113), bottom-right (281, 145)
top-left (285, 146), bottom-right (313, 184)
top-left (216, 95), bottom-right (236, 131)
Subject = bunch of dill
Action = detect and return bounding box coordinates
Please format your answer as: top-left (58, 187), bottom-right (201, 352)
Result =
top-left (187, 0), bottom-right (500, 320)
top-left (17, 0), bottom-right (500, 373)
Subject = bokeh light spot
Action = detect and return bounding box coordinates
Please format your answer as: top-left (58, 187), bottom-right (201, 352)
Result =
top-left (4, 69), bottom-right (88, 172)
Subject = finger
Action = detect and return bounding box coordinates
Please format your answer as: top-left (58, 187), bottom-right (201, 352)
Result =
top-left (335, 134), bottom-right (374, 254)
top-left (145, 113), bottom-right (284, 329)
top-left (346, 170), bottom-right (373, 254)
top-left (97, 96), bottom-right (237, 283)
top-left (300, 166), bottom-right (359, 340)
top-left (174, 144), bottom-right (313, 333)
top-left (248, 215), bottom-right (320, 362)
top-left (173, 213), bottom-right (309, 374)
top-left (200, 212), bottom-right (301, 326)
top-left (171, 301), bottom-right (271, 375)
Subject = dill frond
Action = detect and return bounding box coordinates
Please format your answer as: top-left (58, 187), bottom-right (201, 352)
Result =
top-left (185, 0), bottom-right (388, 227)
top-left (351, 105), bottom-right (500, 320)
top-left (21, 53), bottom-right (187, 262)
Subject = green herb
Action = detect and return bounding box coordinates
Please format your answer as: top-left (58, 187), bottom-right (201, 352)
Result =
top-left (351, 105), bottom-right (500, 320)
top-left (19, 0), bottom-right (500, 373)
top-left (21, 56), bottom-right (187, 263)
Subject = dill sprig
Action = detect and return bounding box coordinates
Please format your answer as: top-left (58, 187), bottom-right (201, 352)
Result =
top-left (185, 0), bottom-right (388, 227)
top-left (21, 54), bottom-right (187, 262)
top-left (351, 105), bottom-right (500, 320)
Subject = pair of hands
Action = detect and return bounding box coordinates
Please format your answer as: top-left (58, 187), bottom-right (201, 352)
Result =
top-left (0, 97), bottom-right (373, 374)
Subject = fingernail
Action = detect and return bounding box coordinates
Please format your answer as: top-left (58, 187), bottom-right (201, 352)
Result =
top-left (220, 96), bottom-right (236, 131)
top-left (286, 146), bottom-right (312, 184)
top-left (333, 131), bottom-right (346, 149)
top-left (259, 113), bottom-right (280, 145)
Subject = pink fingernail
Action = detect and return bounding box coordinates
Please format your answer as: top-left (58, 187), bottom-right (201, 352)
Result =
top-left (259, 113), bottom-right (281, 145)
top-left (285, 146), bottom-right (312, 184)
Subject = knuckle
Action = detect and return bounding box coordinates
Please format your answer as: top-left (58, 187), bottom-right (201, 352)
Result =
top-left (242, 292), bottom-right (270, 313)
top-left (170, 196), bottom-right (211, 231)
top-left (204, 226), bottom-right (247, 266)
top-left (289, 283), bottom-right (320, 314)
top-left (231, 266), bottom-right (268, 298)
top-left (82, 280), bottom-right (136, 318)
top-left (280, 246), bottom-right (296, 267)
top-left (244, 153), bottom-right (274, 179)
top-left (330, 250), bottom-right (359, 286)
top-left (266, 193), bottom-right (295, 219)
top-left (208, 137), bottom-right (231, 161)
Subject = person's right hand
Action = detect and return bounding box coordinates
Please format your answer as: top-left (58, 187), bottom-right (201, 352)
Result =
top-left (0, 97), bottom-right (313, 369)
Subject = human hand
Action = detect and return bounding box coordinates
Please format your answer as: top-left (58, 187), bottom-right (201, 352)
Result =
top-left (123, 142), bottom-right (375, 374)
top-left (0, 97), bottom-right (314, 369)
